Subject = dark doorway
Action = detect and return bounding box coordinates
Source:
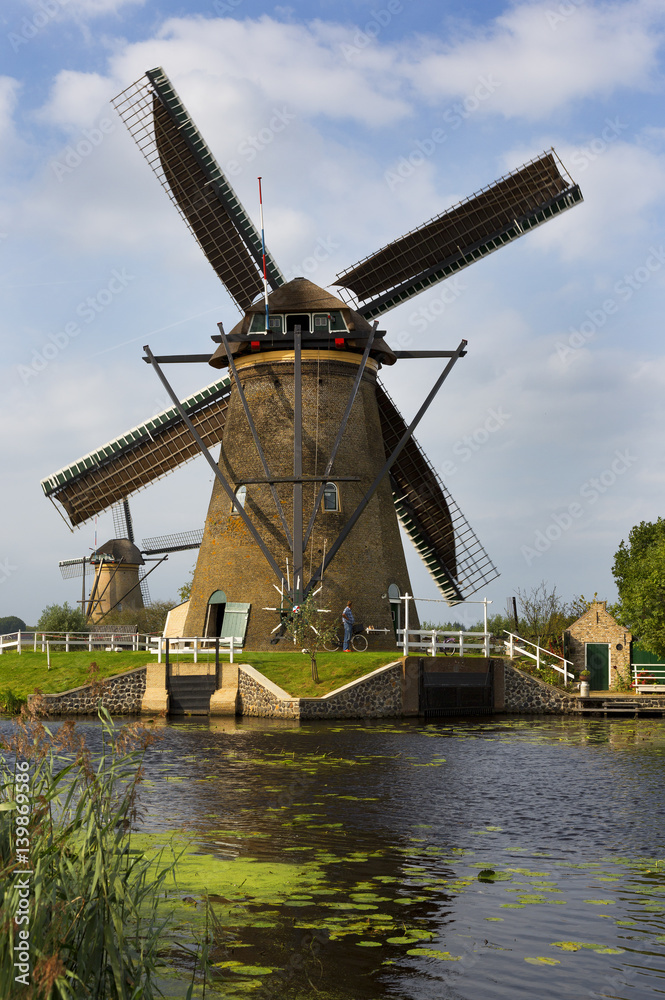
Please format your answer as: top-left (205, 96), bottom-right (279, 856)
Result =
top-left (206, 590), bottom-right (227, 637)
top-left (586, 643), bottom-right (609, 690)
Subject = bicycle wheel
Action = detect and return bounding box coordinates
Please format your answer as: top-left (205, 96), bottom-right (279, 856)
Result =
top-left (323, 634), bottom-right (342, 652)
top-left (352, 633), bottom-right (368, 652)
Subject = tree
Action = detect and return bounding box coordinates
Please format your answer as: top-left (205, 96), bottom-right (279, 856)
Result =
top-left (612, 518), bottom-right (665, 656)
top-left (512, 582), bottom-right (574, 650)
top-left (0, 616), bottom-right (26, 634)
top-left (36, 602), bottom-right (87, 632)
top-left (98, 601), bottom-right (176, 635)
top-left (282, 594), bottom-right (340, 683)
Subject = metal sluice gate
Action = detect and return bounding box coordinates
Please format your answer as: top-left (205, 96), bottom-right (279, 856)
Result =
top-left (419, 664), bottom-right (494, 717)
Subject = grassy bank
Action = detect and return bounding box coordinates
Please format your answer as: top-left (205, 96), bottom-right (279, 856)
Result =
top-left (0, 648), bottom-right (401, 703)
top-left (236, 650), bottom-right (399, 698)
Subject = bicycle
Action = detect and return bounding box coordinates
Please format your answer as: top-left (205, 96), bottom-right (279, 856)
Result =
top-left (323, 623), bottom-right (368, 652)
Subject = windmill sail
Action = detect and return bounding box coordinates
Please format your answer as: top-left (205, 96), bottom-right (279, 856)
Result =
top-left (112, 68), bottom-right (285, 312)
top-left (112, 498), bottom-right (135, 541)
top-left (41, 378), bottom-right (231, 527)
top-left (377, 382), bottom-right (498, 603)
top-left (335, 150), bottom-right (582, 319)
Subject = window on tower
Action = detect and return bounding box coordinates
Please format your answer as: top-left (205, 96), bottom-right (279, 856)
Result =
top-left (231, 484), bottom-right (247, 514)
top-left (323, 482), bottom-right (339, 512)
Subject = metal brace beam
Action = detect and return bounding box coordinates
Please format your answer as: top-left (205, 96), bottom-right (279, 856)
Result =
top-left (143, 344), bottom-right (288, 590)
top-left (303, 322), bottom-right (377, 550)
top-left (218, 323), bottom-right (293, 550)
top-left (304, 339), bottom-right (468, 597)
top-left (293, 328), bottom-right (303, 601)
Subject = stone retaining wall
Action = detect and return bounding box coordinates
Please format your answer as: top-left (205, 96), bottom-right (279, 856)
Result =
top-left (34, 658), bottom-right (593, 719)
top-left (504, 662), bottom-right (575, 713)
top-left (237, 662), bottom-right (402, 719)
top-left (300, 663), bottom-right (402, 719)
top-left (238, 665), bottom-right (300, 718)
top-left (38, 666), bottom-right (147, 715)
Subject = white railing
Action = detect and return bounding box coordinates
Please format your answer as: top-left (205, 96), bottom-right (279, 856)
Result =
top-left (631, 665), bottom-right (665, 692)
top-left (0, 631), bottom-right (155, 654)
top-left (504, 631), bottom-right (574, 684)
top-left (397, 628), bottom-right (499, 657)
top-left (150, 636), bottom-right (243, 664)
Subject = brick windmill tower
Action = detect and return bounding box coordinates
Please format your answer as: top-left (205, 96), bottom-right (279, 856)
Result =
top-left (41, 68), bottom-right (583, 650)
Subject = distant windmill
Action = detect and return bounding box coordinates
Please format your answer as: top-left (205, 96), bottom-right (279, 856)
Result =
top-left (58, 498), bottom-right (203, 622)
top-left (43, 67), bottom-right (583, 648)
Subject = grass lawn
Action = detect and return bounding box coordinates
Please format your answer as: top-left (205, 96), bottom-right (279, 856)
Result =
top-left (0, 651), bottom-right (152, 700)
top-left (235, 650), bottom-right (399, 698)
top-left (0, 648), bottom-right (401, 702)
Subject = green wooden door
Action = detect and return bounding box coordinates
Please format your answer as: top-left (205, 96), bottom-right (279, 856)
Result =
top-left (586, 643), bottom-right (609, 690)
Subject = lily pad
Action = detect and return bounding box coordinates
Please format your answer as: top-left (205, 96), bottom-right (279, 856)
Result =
top-left (406, 948), bottom-right (460, 960)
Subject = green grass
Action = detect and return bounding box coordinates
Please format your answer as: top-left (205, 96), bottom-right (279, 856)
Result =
top-left (0, 650), bottom-right (151, 699)
top-left (235, 650), bottom-right (399, 698)
top-left (0, 648), bottom-right (401, 701)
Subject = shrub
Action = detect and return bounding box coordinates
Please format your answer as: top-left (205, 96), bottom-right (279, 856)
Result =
top-left (36, 603), bottom-right (87, 633)
top-left (0, 617), bottom-right (27, 635)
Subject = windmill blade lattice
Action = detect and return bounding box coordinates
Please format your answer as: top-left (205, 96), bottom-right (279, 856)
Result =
top-left (59, 557), bottom-right (95, 581)
top-left (335, 150), bottom-right (582, 319)
top-left (112, 498), bottom-right (135, 541)
top-left (112, 68), bottom-right (285, 312)
top-left (377, 382), bottom-right (498, 604)
top-left (142, 529), bottom-right (204, 554)
top-left (41, 377), bottom-right (231, 526)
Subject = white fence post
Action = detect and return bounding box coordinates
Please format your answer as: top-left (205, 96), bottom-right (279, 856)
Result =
top-left (65, 632), bottom-right (70, 653)
top-left (402, 594), bottom-right (410, 657)
top-left (429, 630), bottom-right (436, 657)
top-left (194, 637), bottom-right (198, 664)
top-left (46, 641), bottom-right (51, 671)
top-left (459, 630), bottom-right (464, 657)
top-left (229, 636), bottom-right (234, 664)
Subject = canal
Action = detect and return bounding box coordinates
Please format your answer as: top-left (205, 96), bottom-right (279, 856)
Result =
top-left (21, 714), bottom-right (665, 997)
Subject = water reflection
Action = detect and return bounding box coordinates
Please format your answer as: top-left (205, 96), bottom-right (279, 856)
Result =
top-left (3, 714), bottom-right (664, 998)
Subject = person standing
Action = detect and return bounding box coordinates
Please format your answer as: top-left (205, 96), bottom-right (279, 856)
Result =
top-left (342, 600), bottom-right (354, 652)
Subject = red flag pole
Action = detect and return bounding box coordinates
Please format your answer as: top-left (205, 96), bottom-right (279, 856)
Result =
top-left (258, 177), bottom-right (270, 333)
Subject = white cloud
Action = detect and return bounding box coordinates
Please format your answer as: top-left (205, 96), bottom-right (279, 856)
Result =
top-left (108, 15), bottom-right (411, 129)
top-left (510, 139), bottom-right (665, 261)
top-left (59, 0), bottom-right (145, 15)
top-left (400, 0), bottom-right (664, 119)
top-left (0, 77), bottom-right (20, 149)
top-left (36, 71), bottom-right (116, 128)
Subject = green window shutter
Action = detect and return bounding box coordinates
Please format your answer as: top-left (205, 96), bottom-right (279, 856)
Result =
top-left (220, 602), bottom-right (251, 643)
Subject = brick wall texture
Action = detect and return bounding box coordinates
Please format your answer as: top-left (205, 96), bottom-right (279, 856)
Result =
top-left (184, 353), bottom-right (417, 649)
top-left (565, 601), bottom-right (632, 685)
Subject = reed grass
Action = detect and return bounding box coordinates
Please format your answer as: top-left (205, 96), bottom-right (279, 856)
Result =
top-left (0, 702), bottom-right (194, 999)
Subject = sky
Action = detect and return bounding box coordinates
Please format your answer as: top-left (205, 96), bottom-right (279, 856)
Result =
top-left (1, 0), bottom-right (664, 628)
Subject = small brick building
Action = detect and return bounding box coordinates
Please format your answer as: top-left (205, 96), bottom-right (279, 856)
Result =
top-left (564, 601), bottom-right (631, 690)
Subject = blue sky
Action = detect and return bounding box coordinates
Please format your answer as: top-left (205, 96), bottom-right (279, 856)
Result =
top-left (1, 0), bottom-right (664, 626)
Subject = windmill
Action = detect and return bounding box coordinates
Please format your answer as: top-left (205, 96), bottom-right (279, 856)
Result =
top-left (41, 67), bottom-right (583, 650)
top-left (57, 498), bottom-right (203, 623)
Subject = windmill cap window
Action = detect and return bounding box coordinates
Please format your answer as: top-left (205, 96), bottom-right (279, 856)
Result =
top-left (286, 314), bottom-right (310, 333)
top-left (247, 311), bottom-right (347, 335)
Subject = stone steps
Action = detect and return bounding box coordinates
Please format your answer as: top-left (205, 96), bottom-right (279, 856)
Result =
top-left (167, 674), bottom-right (217, 715)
